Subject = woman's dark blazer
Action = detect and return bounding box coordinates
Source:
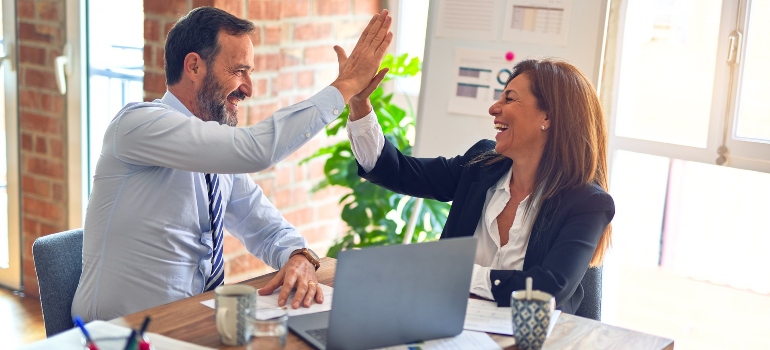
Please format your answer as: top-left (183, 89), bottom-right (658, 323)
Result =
top-left (357, 139), bottom-right (615, 314)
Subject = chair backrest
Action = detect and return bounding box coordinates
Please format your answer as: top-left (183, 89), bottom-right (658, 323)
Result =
top-left (574, 266), bottom-right (602, 321)
top-left (32, 228), bottom-right (84, 337)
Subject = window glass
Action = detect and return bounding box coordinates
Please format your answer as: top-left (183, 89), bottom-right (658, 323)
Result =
top-left (733, 0), bottom-right (770, 142)
top-left (615, 0), bottom-right (723, 147)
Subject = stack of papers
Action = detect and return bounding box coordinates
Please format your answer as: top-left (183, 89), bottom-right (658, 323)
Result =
top-left (201, 283), bottom-right (334, 317)
top-left (464, 298), bottom-right (561, 337)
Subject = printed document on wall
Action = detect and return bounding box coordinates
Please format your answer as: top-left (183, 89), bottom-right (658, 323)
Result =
top-left (502, 0), bottom-right (573, 46)
top-left (435, 0), bottom-right (502, 39)
top-left (448, 48), bottom-right (512, 117)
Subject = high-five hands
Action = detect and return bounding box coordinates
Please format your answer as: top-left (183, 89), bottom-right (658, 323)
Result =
top-left (331, 9), bottom-right (393, 103)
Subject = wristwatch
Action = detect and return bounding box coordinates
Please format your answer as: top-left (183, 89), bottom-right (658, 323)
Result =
top-left (290, 248), bottom-right (321, 270)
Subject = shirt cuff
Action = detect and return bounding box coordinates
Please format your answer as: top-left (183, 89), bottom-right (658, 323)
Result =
top-left (470, 264), bottom-right (494, 300)
top-left (306, 86), bottom-right (346, 124)
top-left (347, 110), bottom-right (384, 173)
top-left (279, 246), bottom-right (307, 268)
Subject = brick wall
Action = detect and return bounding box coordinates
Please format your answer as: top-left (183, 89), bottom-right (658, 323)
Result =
top-left (143, 0), bottom-right (381, 283)
top-left (17, 0), bottom-right (68, 297)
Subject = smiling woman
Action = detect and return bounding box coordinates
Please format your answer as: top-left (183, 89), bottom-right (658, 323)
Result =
top-left (346, 58), bottom-right (614, 316)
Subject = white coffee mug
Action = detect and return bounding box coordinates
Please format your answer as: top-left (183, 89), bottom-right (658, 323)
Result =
top-left (215, 285), bottom-right (256, 346)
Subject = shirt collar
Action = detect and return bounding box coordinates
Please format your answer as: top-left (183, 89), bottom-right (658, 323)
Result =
top-left (159, 91), bottom-right (195, 117)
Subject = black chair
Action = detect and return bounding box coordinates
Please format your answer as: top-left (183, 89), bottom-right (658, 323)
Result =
top-left (574, 266), bottom-right (602, 321)
top-left (32, 228), bottom-right (84, 336)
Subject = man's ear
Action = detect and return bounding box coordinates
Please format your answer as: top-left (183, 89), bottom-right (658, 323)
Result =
top-left (183, 52), bottom-right (204, 82)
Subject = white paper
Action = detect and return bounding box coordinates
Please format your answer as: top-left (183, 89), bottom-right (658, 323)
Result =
top-left (201, 283), bottom-right (334, 317)
top-left (435, 0), bottom-right (501, 39)
top-left (502, 0), bottom-right (572, 46)
top-left (19, 320), bottom-right (215, 350)
top-left (464, 298), bottom-right (561, 337)
top-left (373, 330), bottom-right (501, 350)
top-left (448, 47), bottom-right (514, 117)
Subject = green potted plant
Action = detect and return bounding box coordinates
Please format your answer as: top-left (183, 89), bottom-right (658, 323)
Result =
top-left (302, 53), bottom-right (451, 257)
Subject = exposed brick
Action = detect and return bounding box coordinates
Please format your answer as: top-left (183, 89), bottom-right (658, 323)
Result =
top-left (23, 218), bottom-right (40, 237)
top-left (283, 206), bottom-right (314, 226)
top-left (282, 0), bottom-right (310, 18)
top-left (304, 45), bottom-right (338, 65)
top-left (20, 89), bottom-right (42, 110)
top-left (20, 111), bottom-right (62, 134)
top-left (22, 175), bottom-right (51, 198)
top-left (211, 0), bottom-right (244, 17)
top-left (44, 93), bottom-right (65, 115)
top-left (34, 136), bottom-right (47, 154)
top-left (49, 138), bottom-right (64, 158)
top-left (23, 68), bottom-right (59, 91)
top-left (22, 197), bottom-right (64, 221)
top-left (26, 157), bottom-right (65, 179)
top-left (354, 0), bottom-right (380, 15)
top-left (223, 233), bottom-right (243, 253)
top-left (144, 71), bottom-right (167, 95)
top-left (254, 178), bottom-right (275, 198)
top-left (248, 101), bottom-right (279, 124)
top-left (277, 71), bottom-right (295, 91)
top-left (247, 0), bottom-right (281, 20)
top-left (143, 0), bottom-right (189, 17)
top-left (253, 78), bottom-right (269, 97)
top-left (144, 18), bottom-right (160, 42)
top-left (18, 0), bottom-right (35, 19)
top-left (20, 111), bottom-right (60, 134)
top-left (297, 70), bottom-right (314, 88)
top-left (253, 53), bottom-right (281, 71)
top-left (52, 183), bottom-right (65, 202)
top-left (275, 166), bottom-right (293, 188)
top-left (36, 1), bottom-right (62, 21)
top-left (164, 22), bottom-right (176, 40)
top-left (18, 22), bottom-right (61, 45)
top-left (294, 23), bottom-right (332, 41)
top-left (225, 253), bottom-right (270, 276)
top-left (314, 0), bottom-right (349, 16)
top-left (280, 48), bottom-right (302, 67)
top-left (19, 45), bottom-right (47, 66)
top-left (21, 133), bottom-right (34, 152)
top-left (264, 25), bottom-right (281, 45)
top-left (248, 26), bottom-right (262, 46)
top-left (335, 20), bottom-right (368, 40)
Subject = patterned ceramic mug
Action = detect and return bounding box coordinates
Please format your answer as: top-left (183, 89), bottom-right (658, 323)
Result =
top-left (215, 285), bottom-right (256, 346)
top-left (510, 289), bottom-right (555, 350)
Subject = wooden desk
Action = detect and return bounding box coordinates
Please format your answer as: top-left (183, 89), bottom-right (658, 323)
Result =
top-left (111, 257), bottom-right (674, 349)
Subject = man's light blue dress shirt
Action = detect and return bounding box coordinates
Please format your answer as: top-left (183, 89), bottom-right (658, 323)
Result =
top-left (72, 87), bottom-right (344, 321)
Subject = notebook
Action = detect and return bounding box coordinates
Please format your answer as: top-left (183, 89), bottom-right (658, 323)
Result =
top-left (288, 237), bottom-right (478, 350)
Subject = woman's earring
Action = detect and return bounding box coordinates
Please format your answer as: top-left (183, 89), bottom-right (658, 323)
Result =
top-left (541, 125), bottom-right (546, 131)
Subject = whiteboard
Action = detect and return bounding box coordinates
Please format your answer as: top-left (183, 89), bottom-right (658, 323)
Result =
top-left (414, 0), bottom-right (609, 158)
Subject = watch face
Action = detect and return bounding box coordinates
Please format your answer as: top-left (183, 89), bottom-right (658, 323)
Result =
top-left (306, 248), bottom-right (320, 261)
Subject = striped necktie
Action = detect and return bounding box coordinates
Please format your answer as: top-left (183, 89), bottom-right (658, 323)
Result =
top-left (204, 173), bottom-right (225, 292)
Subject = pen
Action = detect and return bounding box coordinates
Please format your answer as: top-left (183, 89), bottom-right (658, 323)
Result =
top-left (138, 316), bottom-right (152, 350)
top-left (123, 329), bottom-right (137, 350)
top-left (73, 315), bottom-right (99, 350)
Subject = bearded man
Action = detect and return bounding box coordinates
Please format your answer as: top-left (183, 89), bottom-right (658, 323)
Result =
top-left (72, 6), bottom-right (392, 321)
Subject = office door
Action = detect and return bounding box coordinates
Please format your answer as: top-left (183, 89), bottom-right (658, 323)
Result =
top-left (0, 0), bottom-right (21, 290)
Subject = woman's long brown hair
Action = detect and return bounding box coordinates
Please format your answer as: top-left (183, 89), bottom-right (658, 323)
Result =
top-left (475, 59), bottom-right (611, 266)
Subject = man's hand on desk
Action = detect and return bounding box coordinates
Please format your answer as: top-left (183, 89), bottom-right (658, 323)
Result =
top-left (258, 255), bottom-right (324, 309)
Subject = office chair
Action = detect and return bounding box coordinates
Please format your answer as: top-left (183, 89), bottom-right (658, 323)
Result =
top-left (574, 266), bottom-right (602, 321)
top-left (32, 228), bottom-right (84, 337)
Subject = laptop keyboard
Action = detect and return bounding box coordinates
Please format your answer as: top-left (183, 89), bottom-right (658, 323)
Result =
top-left (306, 328), bottom-right (328, 345)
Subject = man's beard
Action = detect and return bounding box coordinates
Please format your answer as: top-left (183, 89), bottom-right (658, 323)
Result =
top-left (196, 71), bottom-right (245, 127)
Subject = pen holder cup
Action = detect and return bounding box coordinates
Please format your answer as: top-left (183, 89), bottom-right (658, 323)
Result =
top-left (215, 285), bottom-right (257, 346)
top-left (81, 334), bottom-right (154, 350)
top-left (510, 290), bottom-right (555, 350)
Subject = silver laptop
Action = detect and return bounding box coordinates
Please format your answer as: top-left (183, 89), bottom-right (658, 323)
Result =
top-left (288, 237), bottom-right (477, 350)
